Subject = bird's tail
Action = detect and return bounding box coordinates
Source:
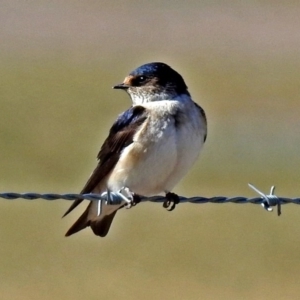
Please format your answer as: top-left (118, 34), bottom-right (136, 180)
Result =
top-left (65, 200), bottom-right (124, 237)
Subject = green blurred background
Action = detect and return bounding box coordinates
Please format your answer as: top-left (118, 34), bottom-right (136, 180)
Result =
top-left (1, 1), bottom-right (300, 299)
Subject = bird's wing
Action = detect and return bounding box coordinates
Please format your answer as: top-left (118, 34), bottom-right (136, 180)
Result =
top-left (194, 102), bottom-right (207, 142)
top-left (63, 105), bottom-right (148, 217)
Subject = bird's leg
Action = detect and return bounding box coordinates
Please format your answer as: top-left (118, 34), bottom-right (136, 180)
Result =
top-left (163, 192), bottom-right (180, 211)
top-left (118, 187), bottom-right (141, 209)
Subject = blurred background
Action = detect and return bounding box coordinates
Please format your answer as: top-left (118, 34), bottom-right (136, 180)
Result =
top-left (1, 1), bottom-right (300, 299)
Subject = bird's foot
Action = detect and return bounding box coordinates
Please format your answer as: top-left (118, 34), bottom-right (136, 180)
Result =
top-left (118, 187), bottom-right (141, 209)
top-left (163, 192), bottom-right (180, 211)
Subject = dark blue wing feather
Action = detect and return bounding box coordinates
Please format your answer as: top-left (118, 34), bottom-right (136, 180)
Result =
top-left (63, 105), bottom-right (147, 217)
top-left (110, 105), bottom-right (146, 134)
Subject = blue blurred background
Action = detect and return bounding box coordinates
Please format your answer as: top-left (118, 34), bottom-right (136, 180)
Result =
top-left (1, 1), bottom-right (300, 299)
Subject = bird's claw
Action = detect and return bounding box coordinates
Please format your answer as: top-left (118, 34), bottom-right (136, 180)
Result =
top-left (163, 192), bottom-right (180, 211)
top-left (118, 187), bottom-right (141, 209)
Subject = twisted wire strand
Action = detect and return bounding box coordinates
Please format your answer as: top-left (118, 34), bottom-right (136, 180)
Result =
top-left (0, 192), bottom-right (300, 205)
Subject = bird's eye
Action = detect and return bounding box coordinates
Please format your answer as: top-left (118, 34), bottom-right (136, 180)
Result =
top-left (135, 75), bottom-right (147, 85)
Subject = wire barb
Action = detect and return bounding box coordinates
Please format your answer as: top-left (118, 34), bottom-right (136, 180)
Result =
top-left (248, 183), bottom-right (281, 216)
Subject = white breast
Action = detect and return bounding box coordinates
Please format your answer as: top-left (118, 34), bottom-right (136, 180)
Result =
top-left (107, 96), bottom-right (206, 196)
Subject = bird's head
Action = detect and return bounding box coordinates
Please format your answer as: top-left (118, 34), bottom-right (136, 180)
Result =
top-left (113, 62), bottom-right (190, 104)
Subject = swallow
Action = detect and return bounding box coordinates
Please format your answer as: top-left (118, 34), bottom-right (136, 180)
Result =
top-left (63, 62), bottom-right (207, 237)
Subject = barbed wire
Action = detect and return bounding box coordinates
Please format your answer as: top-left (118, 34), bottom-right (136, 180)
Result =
top-left (1, 184), bottom-right (300, 216)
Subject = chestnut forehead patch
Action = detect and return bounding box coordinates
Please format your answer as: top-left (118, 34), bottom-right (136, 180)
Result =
top-left (123, 75), bottom-right (134, 85)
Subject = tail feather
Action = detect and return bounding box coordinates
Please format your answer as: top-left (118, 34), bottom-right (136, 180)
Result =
top-left (65, 201), bottom-right (125, 237)
top-left (65, 202), bottom-right (91, 237)
top-left (90, 211), bottom-right (118, 237)
top-left (62, 199), bottom-right (84, 218)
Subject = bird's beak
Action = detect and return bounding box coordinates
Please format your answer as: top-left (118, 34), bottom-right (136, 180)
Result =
top-left (113, 76), bottom-right (133, 90)
top-left (113, 83), bottom-right (130, 90)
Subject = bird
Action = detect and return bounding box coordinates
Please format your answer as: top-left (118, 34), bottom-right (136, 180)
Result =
top-left (63, 62), bottom-right (207, 238)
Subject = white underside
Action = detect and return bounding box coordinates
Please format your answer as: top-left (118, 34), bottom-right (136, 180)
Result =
top-left (106, 95), bottom-right (206, 196)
